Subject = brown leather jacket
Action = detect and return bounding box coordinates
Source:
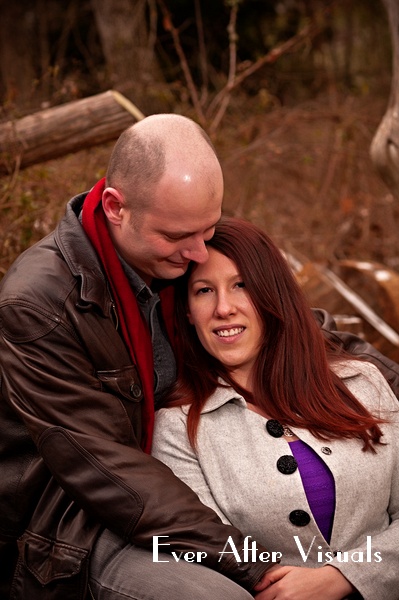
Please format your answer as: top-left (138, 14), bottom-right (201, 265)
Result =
top-left (0, 194), bottom-right (273, 600)
top-left (313, 307), bottom-right (399, 397)
top-left (1, 195), bottom-right (399, 600)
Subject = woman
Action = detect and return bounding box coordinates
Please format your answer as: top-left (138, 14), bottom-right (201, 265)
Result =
top-left (152, 216), bottom-right (399, 600)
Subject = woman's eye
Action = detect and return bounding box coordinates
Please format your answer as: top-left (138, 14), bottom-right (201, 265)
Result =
top-left (196, 287), bottom-right (212, 295)
top-left (235, 281), bottom-right (245, 288)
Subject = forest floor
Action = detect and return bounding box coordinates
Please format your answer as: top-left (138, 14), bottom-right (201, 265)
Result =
top-left (2, 88), bottom-right (397, 273)
top-left (2, 88), bottom-right (399, 357)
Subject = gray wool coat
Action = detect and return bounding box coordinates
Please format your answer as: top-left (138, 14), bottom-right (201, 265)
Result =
top-left (152, 361), bottom-right (399, 600)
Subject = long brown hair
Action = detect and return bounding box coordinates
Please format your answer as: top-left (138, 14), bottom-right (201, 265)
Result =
top-left (165, 216), bottom-right (384, 451)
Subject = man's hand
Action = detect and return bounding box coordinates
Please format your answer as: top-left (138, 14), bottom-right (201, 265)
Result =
top-left (253, 565), bottom-right (355, 600)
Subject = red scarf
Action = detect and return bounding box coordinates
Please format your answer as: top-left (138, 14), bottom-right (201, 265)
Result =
top-left (81, 178), bottom-right (175, 453)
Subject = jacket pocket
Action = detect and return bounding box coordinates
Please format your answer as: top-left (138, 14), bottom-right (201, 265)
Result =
top-left (97, 365), bottom-right (143, 402)
top-left (97, 366), bottom-right (144, 439)
top-left (11, 531), bottom-right (88, 600)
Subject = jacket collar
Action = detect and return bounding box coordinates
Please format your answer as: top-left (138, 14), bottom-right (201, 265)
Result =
top-left (181, 383), bottom-right (245, 415)
top-left (54, 193), bottom-right (112, 316)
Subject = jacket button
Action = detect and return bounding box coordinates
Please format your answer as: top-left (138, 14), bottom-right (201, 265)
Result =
top-left (289, 510), bottom-right (311, 527)
top-left (277, 455), bottom-right (298, 474)
top-left (321, 447), bottom-right (332, 455)
top-left (266, 419), bottom-right (284, 438)
top-left (130, 383), bottom-right (142, 398)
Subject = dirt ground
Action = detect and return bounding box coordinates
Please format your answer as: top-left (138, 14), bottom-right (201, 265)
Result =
top-left (2, 89), bottom-right (399, 357)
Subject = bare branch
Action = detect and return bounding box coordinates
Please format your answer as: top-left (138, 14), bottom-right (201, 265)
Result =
top-left (206, 0), bottom-right (344, 129)
top-left (145, 0), bottom-right (159, 74)
top-left (207, 20), bottom-right (319, 122)
top-left (0, 154), bottom-right (21, 208)
top-left (157, 0), bottom-right (206, 125)
top-left (194, 0), bottom-right (209, 105)
top-left (209, 2), bottom-right (239, 134)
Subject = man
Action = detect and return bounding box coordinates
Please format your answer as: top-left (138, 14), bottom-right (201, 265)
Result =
top-left (0, 114), bottom-right (277, 600)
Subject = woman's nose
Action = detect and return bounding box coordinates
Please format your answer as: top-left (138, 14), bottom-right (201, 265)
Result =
top-left (214, 293), bottom-right (236, 317)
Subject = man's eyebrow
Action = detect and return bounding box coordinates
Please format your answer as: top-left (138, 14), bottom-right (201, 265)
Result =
top-left (162, 222), bottom-right (219, 237)
top-left (161, 230), bottom-right (193, 238)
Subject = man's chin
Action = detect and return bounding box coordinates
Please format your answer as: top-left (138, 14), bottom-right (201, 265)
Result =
top-left (161, 262), bottom-right (190, 280)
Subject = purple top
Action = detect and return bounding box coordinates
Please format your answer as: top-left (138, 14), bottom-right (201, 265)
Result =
top-left (289, 439), bottom-right (335, 543)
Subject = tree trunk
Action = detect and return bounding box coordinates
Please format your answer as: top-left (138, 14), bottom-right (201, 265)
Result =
top-left (370, 0), bottom-right (399, 199)
top-left (0, 0), bottom-right (37, 110)
top-left (91, 0), bottom-right (164, 103)
top-left (0, 90), bottom-right (144, 174)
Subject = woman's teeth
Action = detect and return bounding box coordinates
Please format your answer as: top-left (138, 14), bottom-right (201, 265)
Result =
top-left (216, 327), bottom-right (244, 337)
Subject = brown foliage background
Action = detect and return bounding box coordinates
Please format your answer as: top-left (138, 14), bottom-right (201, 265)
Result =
top-left (2, 0), bottom-right (399, 361)
top-left (1, 88), bottom-right (396, 276)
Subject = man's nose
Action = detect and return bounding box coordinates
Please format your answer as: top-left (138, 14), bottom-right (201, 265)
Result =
top-left (181, 238), bottom-right (209, 263)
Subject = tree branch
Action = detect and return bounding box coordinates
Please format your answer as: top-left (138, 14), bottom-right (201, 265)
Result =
top-left (157, 0), bottom-right (206, 125)
top-left (209, 2), bottom-right (239, 134)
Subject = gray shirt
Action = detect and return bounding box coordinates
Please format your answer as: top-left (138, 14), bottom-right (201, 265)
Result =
top-left (78, 208), bottom-right (175, 401)
top-left (119, 257), bottom-right (176, 405)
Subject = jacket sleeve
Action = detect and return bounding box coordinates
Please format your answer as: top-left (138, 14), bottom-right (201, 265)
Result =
top-left (312, 308), bottom-right (399, 400)
top-left (0, 300), bottom-right (275, 591)
top-left (327, 370), bottom-right (399, 600)
top-left (153, 408), bottom-right (233, 525)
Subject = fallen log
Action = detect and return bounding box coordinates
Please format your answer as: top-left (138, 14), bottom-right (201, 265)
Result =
top-left (0, 90), bottom-right (145, 175)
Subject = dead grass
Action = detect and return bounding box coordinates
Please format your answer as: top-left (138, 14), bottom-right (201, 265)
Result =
top-left (219, 92), bottom-right (399, 270)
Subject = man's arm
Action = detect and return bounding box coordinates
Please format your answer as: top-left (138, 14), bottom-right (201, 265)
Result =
top-left (0, 301), bottom-right (275, 591)
top-left (313, 307), bottom-right (399, 398)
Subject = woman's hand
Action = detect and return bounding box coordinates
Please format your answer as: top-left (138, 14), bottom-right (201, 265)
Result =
top-left (253, 565), bottom-right (355, 600)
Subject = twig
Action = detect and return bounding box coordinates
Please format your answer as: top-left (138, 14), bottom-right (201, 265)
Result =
top-left (0, 154), bottom-right (21, 207)
top-left (111, 91), bottom-right (146, 121)
top-left (157, 0), bottom-right (206, 125)
top-left (146, 0), bottom-right (158, 75)
top-left (209, 3), bottom-right (239, 135)
top-left (194, 0), bottom-right (209, 106)
top-left (207, 19), bottom-right (320, 121)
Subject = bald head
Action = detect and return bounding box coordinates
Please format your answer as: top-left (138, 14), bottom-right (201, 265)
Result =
top-left (106, 114), bottom-right (221, 214)
top-left (102, 114), bottom-right (224, 282)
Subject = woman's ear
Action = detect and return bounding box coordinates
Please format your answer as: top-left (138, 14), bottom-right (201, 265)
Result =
top-left (102, 187), bottom-right (125, 225)
top-left (186, 309), bottom-right (194, 325)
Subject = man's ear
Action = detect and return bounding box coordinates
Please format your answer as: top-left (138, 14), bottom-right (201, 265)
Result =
top-left (102, 187), bottom-right (125, 225)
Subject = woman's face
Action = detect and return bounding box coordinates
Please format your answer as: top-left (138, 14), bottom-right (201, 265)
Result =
top-left (187, 247), bottom-right (264, 389)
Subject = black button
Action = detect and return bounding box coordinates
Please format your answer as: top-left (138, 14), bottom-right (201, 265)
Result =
top-left (321, 447), bottom-right (332, 455)
top-left (277, 455), bottom-right (298, 474)
top-left (130, 383), bottom-right (142, 398)
top-left (266, 419), bottom-right (284, 438)
top-left (289, 510), bottom-right (311, 527)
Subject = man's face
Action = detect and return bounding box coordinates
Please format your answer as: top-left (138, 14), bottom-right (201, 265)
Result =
top-left (115, 170), bottom-right (223, 284)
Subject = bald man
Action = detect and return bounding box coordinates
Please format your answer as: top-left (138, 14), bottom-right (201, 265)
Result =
top-left (0, 115), bottom-right (275, 600)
